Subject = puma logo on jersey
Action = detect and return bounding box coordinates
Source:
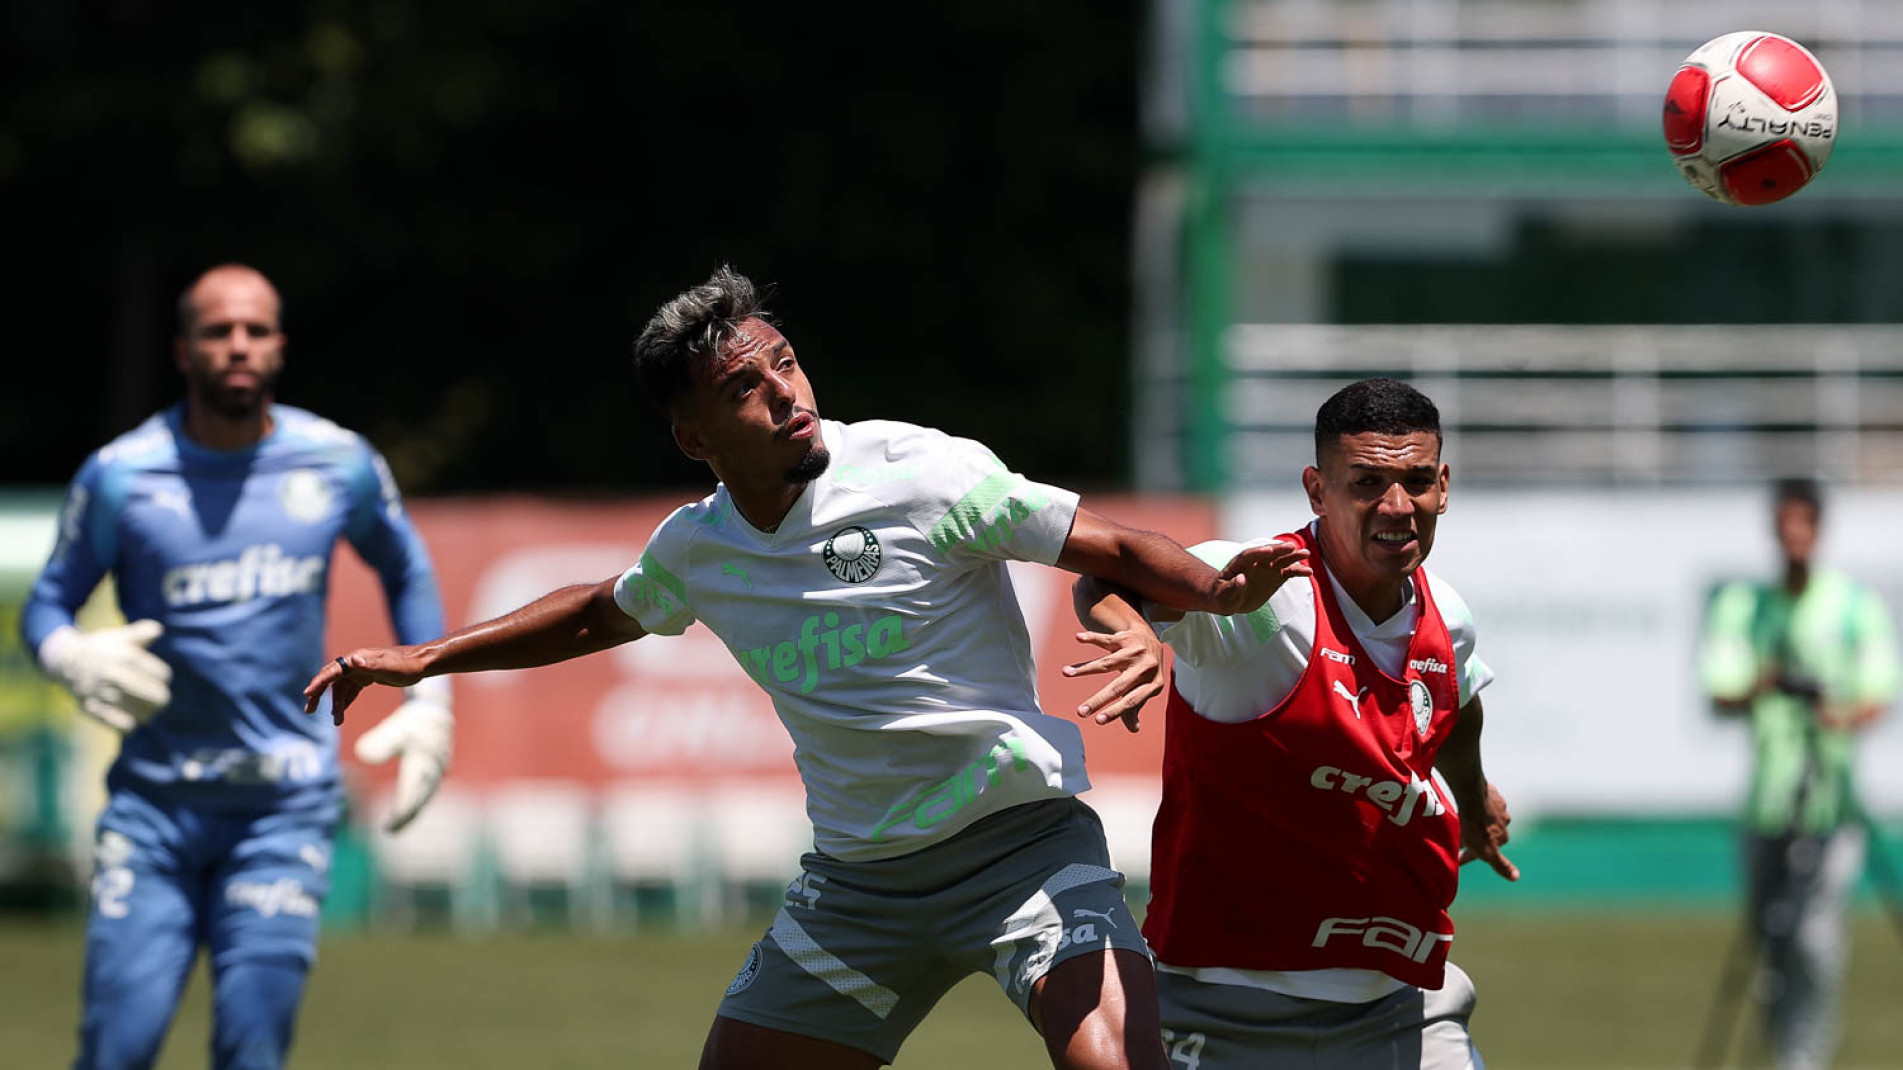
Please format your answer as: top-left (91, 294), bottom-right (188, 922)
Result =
top-left (722, 561), bottom-right (753, 589)
top-left (1072, 907), bottom-right (1118, 929)
top-left (1332, 680), bottom-right (1370, 719)
top-left (161, 544), bottom-right (325, 607)
top-left (1310, 765), bottom-right (1447, 827)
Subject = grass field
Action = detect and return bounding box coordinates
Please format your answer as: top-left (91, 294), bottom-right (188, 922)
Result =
top-left (3, 911), bottom-right (1901, 1068)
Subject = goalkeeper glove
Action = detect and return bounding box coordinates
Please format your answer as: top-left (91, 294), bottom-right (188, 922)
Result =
top-left (354, 680), bottom-right (454, 833)
top-left (38, 620), bottom-right (173, 733)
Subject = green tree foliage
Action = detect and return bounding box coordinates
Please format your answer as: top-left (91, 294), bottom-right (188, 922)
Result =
top-left (3, 1), bottom-right (1139, 492)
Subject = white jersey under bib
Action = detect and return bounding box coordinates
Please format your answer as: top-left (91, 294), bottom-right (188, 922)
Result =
top-left (1153, 527), bottom-right (1495, 1004)
top-left (1158, 529), bottom-right (1494, 724)
top-left (612, 419), bottom-right (1088, 862)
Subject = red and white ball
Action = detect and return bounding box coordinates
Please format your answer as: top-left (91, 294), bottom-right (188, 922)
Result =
top-left (1663, 31), bottom-right (1838, 206)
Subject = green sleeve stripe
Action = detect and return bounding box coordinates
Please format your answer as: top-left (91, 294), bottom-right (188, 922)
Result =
top-left (640, 548), bottom-right (688, 607)
top-left (1180, 541), bottom-right (1274, 643)
top-left (926, 472), bottom-right (1019, 553)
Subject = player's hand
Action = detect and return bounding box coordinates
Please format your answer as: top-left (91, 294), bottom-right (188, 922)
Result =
top-left (1062, 625), bottom-right (1165, 733)
top-left (38, 621), bottom-right (173, 733)
top-left (1457, 781), bottom-right (1520, 881)
top-left (354, 694), bottom-right (454, 833)
top-left (1207, 540), bottom-right (1311, 616)
top-left (303, 648), bottom-right (428, 726)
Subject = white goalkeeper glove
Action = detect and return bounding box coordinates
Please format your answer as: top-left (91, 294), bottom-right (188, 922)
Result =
top-left (354, 679), bottom-right (453, 833)
top-left (38, 620), bottom-right (173, 733)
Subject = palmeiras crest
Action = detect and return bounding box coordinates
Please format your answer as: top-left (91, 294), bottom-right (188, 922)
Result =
top-left (1409, 678), bottom-right (1433, 738)
top-left (822, 526), bottom-right (882, 584)
top-left (278, 469), bottom-right (333, 523)
top-left (726, 943), bottom-right (762, 995)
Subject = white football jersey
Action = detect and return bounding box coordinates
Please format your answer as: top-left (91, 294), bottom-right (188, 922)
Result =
top-left (612, 419), bottom-right (1088, 861)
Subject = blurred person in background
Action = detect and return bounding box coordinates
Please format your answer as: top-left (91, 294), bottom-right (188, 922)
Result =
top-left (1700, 476), bottom-right (1899, 1070)
top-left (21, 264), bottom-right (454, 1070)
top-left (1073, 378), bottom-right (1517, 1070)
top-left (304, 265), bottom-right (1309, 1070)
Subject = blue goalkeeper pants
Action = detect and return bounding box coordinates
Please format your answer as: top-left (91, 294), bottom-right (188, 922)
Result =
top-left (75, 789), bottom-right (337, 1070)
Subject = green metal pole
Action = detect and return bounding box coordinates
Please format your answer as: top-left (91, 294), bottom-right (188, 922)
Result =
top-left (1184, 0), bottom-right (1233, 492)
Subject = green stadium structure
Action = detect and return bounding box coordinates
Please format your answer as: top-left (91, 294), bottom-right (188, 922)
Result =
top-left (1138, 0), bottom-right (1903, 491)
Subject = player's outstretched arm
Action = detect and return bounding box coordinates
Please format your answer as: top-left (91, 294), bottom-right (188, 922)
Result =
top-left (1055, 507), bottom-right (1310, 617)
top-left (1435, 695), bottom-right (1519, 882)
top-left (1062, 575), bottom-right (1164, 733)
top-left (304, 577), bottom-right (645, 725)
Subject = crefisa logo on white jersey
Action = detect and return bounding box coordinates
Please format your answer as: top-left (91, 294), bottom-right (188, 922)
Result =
top-left (822, 526), bottom-right (882, 584)
top-left (1409, 679), bottom-right (1433, 737)
top-left (278, 469), bottom-right (333, 523)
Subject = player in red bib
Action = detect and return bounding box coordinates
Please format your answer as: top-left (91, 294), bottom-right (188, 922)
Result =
top-left (1071, 379), bottom-right (1518, 1069)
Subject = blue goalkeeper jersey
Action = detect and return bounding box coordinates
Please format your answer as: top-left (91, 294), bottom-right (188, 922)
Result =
top-left (21, 403), bottom-right (447, 812)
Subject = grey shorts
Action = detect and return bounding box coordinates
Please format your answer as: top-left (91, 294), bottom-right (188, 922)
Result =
top-left (716, 797), bottom-right (1148, 1063)
top-left (1156, 963), bottom-right (1482, 1070)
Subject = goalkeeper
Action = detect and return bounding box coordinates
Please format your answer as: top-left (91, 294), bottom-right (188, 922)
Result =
top-left (21, 264), bottom-right (452, 1070)
top-left (1699, 477), bottom-right (1899, 1070)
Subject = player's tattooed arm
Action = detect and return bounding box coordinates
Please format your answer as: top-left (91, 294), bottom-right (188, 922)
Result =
top-left (1436, 696), bottom-right (1520, 881)
top-left (1056, 507), bottom-right (1310, 617)
top-left (1064, 576), bottom-right (1164, 733)
top-left (306, 576), bottom-right (646, 724)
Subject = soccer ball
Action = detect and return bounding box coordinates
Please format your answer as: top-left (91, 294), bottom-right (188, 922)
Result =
top-left (1662, 31), bottom-right (1838, 206)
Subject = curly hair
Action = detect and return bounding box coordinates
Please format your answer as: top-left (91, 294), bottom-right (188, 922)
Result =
top-left (632, 266), bottom-right (770, 413)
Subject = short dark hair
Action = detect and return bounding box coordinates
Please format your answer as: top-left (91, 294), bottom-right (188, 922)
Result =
top-left (1773, 476), bottom-right (1824, 518)
top-left (633, 266), bottom-right (770, 413)
top-left (1313, 378), bottom-right (1443, 460)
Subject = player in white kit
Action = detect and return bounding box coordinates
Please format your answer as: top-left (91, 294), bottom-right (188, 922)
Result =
top-left (302, 267), bottom-right (1310, 1069)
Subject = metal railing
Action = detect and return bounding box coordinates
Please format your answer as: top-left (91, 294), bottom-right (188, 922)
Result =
top-left (1212, 324), bottom-right (1903, 487)
top-left (1220, 0), bottom-right (1903, 128)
